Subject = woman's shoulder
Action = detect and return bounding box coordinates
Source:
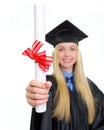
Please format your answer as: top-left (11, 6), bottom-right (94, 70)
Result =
top-left (46, 75), bottom-right (57, 83)
top-left (87, 78), bottom-right (104, 98)
top-left (46, 74), bottom-right (57, 93)
top-left (46, 75), bottom-right (57, 86)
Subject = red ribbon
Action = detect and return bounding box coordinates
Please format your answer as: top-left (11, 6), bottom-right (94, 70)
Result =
top-left (22, 40), bottom-right (52, 72)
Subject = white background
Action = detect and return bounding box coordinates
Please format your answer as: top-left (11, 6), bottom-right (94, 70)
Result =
top-left (0, 0), bottom-right (104, 130)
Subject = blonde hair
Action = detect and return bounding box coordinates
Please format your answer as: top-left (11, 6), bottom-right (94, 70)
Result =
top-left (52, 45), bottom-right (95, 124)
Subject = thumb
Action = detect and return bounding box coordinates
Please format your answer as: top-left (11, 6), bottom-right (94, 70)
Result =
top-left (44, 81), bottom-right (52, 90)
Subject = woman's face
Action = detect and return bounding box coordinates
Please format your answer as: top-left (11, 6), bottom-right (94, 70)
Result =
top-left (57, 42), bottom-right (78, 72)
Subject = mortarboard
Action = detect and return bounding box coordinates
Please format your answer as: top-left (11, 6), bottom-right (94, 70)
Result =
top-left (46, 20), bottom-right (88, 47)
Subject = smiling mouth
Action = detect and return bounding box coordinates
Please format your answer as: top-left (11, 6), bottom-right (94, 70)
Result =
top-left (63, 59), bottom-right (73, 62)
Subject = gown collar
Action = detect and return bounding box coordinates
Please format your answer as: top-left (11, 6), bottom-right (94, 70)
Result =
top-left (62, 70), bottom-right (73, 79)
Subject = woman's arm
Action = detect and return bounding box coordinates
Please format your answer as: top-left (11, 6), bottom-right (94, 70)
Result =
top-left (88, 79), bottom-right (104, 130)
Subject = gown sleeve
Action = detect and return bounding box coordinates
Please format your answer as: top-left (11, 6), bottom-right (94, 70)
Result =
top-left (30, 75), bottom-right (57, 130)
top-left (88, 79), bottom-right (104, 130)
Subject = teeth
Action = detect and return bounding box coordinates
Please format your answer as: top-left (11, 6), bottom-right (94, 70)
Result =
top-left (64, 59), bottom-right (71, 60)
top-left (63, 59), bottom-right (71, 62)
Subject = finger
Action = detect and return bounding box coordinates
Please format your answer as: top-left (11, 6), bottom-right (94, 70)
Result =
top-left (29, 79), bottom-right (44, 88)
top-left (26, 92), bottom-right (49, 100)
top-left (26, 86), bottom-right (49, 94)
top-left (27, 98), bottom-right (48, 107)
top-left (44, 81), bottom-right (52, 90)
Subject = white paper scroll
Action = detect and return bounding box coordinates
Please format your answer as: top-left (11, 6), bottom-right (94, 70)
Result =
top-left (34, 4), bottom-right (46, 113)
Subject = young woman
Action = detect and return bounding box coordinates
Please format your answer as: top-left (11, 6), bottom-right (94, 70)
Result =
top-left (25, 20), bottom-right (104, 130)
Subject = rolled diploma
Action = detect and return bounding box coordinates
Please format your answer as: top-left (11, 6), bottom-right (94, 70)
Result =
top-left (34, 4), bottom-right (46, 113)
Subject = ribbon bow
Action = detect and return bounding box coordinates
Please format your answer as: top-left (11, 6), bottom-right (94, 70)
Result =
top-left (22, 40), bottom-right (52, 72)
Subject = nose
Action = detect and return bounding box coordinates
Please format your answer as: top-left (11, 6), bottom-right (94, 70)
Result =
top-left (65, 50), bottom-right (70, 56)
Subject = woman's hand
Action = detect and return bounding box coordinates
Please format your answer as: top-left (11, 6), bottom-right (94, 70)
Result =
top-left (25, 80), bottom-right (52, 107)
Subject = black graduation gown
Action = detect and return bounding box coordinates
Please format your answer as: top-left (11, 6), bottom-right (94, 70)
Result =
top-left (30, 75), bottom-right (104, 130)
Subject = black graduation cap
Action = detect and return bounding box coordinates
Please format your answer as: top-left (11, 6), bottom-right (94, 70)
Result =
top-left (46, 20), bottom-right (88, 47)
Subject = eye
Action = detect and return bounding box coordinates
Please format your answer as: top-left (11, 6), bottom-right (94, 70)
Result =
top-left (70, 47), bottom-right (77, 51)
top-left (58, 48), bottom-right (64, 51)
